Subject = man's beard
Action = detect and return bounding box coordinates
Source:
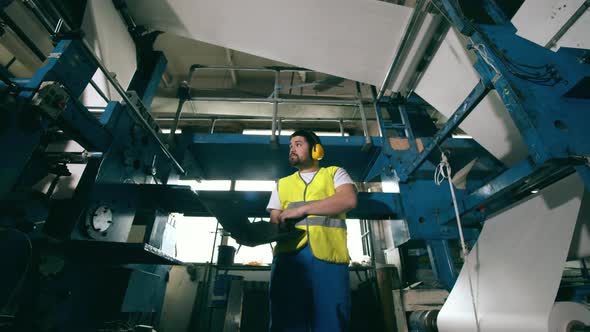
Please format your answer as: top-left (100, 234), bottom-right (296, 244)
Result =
top-left (289, 154), bottom-right (300, 166)
top-left (289, 154), bottom-right (311, 168)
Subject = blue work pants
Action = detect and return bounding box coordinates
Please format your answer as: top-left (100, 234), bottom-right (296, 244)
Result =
top-left (269, 245), bottom-right (351, 332)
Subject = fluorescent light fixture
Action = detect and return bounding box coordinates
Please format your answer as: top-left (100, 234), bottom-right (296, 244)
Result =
top-left (531, 189), bottom-right (539, 194)
top-left (161, 129), bottom-right (183, 134)
top-left (235, 180), bottom-right (275, 191)
top-left (243, 129), bottom-right (294, 136)
top-left (177, 179), bottom-right (231, 191)
top-left (242, 129), bottom-right (348, 136)
top-left (315, 131), bottom-right (349, 137)
top-left (452, 134), bottom-right (473, 139)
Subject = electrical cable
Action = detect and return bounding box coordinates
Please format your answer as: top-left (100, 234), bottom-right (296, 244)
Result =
top-left (434, 152), bottom-right (481, 332)
top-left (429, 0), bottom-right (562, 86)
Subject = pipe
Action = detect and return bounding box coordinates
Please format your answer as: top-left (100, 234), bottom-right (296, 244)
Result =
top-left (277, 117), bottom-right (282, 135)
top-left (5, 56), bottom-right (16, 70)
top-left (190, 96), bottom-right (360, 106)
top-left (355, 82), bottom-right (371, 146)
top-left (224, 49), bottom-right (238, 86)
top-left (271, 70), bottom-right (279, 144)
top-left (89, 80), bottom-right (110, 104)
top-left (210, 119), bottom-right (216, 134)
top-left (164, 117), bottom-right (362, 124)
top-left (370, 85), bottom-right (384, 138)
top-left (53, 18), bottom-right (63, 34)
top-left (376, 0), bottom-right (430, 101)
top-left (168, 81), bottom-right (190, 144)
top-left (168, 98), bottom-right (186, 145)
top-left (42, 0), bottom-right (72, 31)
top-left (188, 64), bottom-right (312, 82)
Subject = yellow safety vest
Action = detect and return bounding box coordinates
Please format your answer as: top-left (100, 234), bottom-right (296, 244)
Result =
top-left (274, 166), bottom-right (350, 263)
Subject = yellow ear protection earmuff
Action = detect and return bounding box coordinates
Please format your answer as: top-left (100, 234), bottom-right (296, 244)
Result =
top-left (308, 131), bottom-right (324, 161)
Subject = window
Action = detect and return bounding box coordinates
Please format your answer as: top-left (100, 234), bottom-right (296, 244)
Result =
top-left (174, 215), bottom-right (220, 263)
top-left (177, 179), bottom-right (232, 191)
top-left (235, 180), bottom-right (275, 192)
top-left (227, 238), bottom-right (275, 265)
top-left (173, 216), bottom-right (366, 265)
top-left (346, 219), bottom-right (365, 263)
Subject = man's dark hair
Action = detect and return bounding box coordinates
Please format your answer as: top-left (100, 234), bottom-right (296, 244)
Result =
top-left (290, 129), bottom-right (321, 156)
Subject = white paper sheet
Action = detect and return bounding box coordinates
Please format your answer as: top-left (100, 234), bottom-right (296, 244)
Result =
top-left (125, 0), bottom-right (412, 87)
top-left (414, 29), bottom-right (529, 166)
top-left (512, 0), bottom-right (587, 48)
top-left (81, 0), bottom-right (137, 105)
top-left (438, 173), bottom-right (586, 332)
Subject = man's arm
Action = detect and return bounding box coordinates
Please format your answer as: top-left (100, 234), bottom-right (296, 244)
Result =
top-left (269, 209), bottom-right (282, 224)
top-left (267, 184), bottom-right (282, 224)
top-left (278, 183), bottom-right (357, 222)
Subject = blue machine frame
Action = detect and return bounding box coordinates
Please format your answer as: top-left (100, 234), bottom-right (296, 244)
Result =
top-left (363, 0), bottom-right (590, 289)
top-left (1, 0), bottom-right (589, 328)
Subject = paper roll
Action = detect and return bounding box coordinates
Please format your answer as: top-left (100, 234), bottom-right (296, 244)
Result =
top-left (548, 302), bottom-right (590, 332)
top-left (438, 173), bottom-right (587, 332)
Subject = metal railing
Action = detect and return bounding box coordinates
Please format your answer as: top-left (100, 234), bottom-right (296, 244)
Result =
top-left (183, 64), bottom-right (373, 144)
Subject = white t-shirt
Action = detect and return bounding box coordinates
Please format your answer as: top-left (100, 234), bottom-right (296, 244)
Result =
top-left (266, 167), bottom-right (354, 211)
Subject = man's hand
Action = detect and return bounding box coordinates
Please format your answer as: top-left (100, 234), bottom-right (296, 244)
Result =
top-left (278, 205), bottom-right (308, 223)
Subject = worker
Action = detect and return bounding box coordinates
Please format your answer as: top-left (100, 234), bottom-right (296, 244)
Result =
top-left (266, 129), bottom-right (358, 331)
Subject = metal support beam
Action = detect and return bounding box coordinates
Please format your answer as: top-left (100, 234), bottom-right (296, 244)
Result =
top-left (481, 0), bottom-right (511, 26)
top-left (271, 70), bottom-right (280, 146)
top-left (376, 0), bottom-right (430, 100)
top-left (355, 82), bottom-right (372, 148)
top-left (399, 80), bottom-right (490, 182)
top-left (77, 39), bottom-right (185, 174)
top-left (89, 80), bottom-right (110, 104)
top-left (190, 96), bottom-right (360, 106)
top-left (398, 104), bottom-right (417, 152)
top-left (188, 64), bottom-right (312, 82)
top-left (224, 48), bottom-right (238, 87)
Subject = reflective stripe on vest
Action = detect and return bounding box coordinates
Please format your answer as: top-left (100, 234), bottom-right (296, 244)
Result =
top-left (287, 201), bottom-right (347, 229)
top-left (295, 216), bottom-right (347, 229)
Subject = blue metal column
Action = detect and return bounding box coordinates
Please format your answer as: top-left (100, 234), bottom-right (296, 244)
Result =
top-left (127, 51), bottom-right (167, 108)
top-left (426, 239), bottom-right (458, 290)
top-left (481, 0), bottom-right (512, 26)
